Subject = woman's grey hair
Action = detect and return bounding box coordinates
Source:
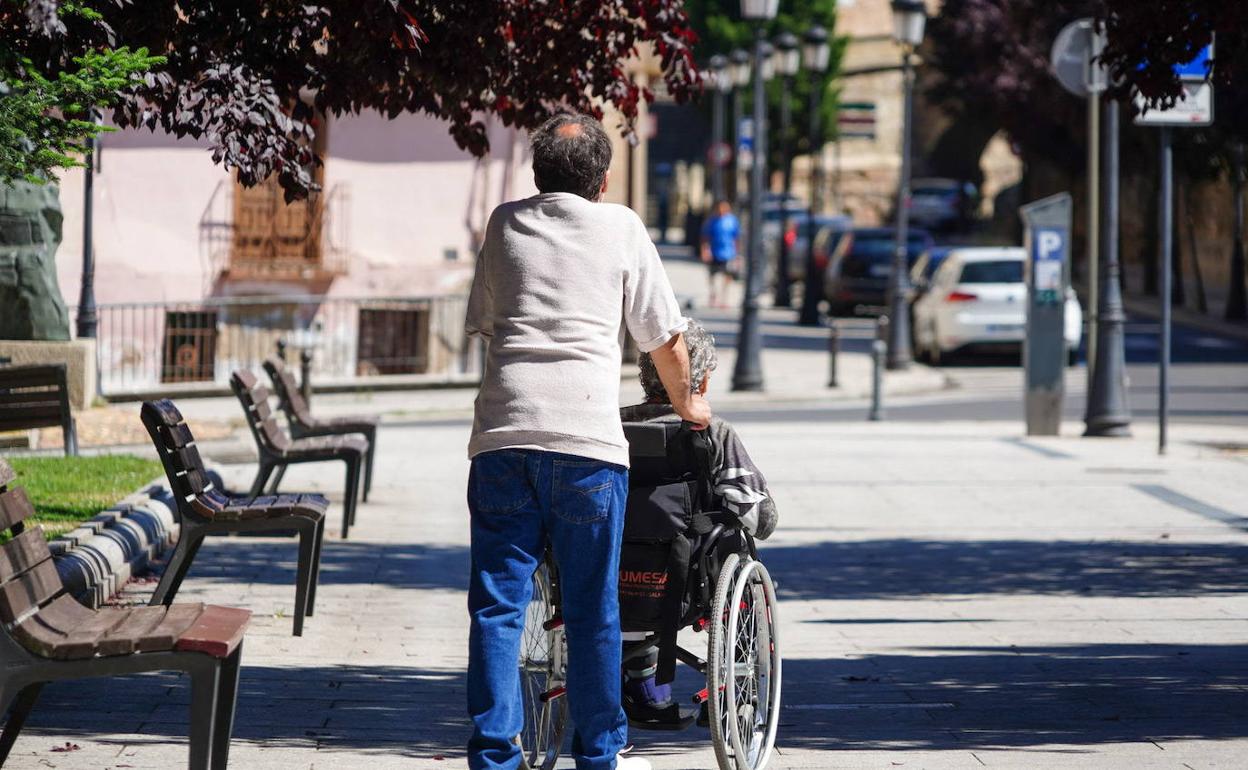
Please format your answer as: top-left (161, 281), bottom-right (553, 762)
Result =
top-left (530, 112), bottom-right (613, 201)
top-left (638, 320), bottom-right (718, 403)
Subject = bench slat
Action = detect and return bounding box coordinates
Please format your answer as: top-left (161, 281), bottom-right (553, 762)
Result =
top-left (0, 487), bottom-right (36, 530)
top-left (144, 399), bottom-right (185, 427)
top-left (136, 603), bottom-right (205, 653)
top-left (0, 528), bottom-right (53, 582)
top-left (0, 365), bottom-right (66, 390)
top-left (184, 468), bottom-right (214, 496)
top-left (53, 603), bottom-right (135, 659)
top-left (0, 459), bottom-right (14, 488)
top-left (95, 606), bottom-right (175, 656)
top-left (171, 445), bottom-right (206, 474)
top-left (0, 391), bottom-right (62, 406)
top-left (11, 594), bottom-right (98, 658)
top-left (253, 397), bottom-right (274, 421)
top-left (0, 558), bottom-right (63, 624)
top-left (175, 605), bottom-right (251, 659)
top-left (158, 423), bottom-right (196, 449)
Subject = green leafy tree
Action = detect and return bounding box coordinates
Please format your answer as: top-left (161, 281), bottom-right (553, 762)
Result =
top-left (684, 0), bottom-right (844, 168)
top-left (0, 1), bottom-right (162, 183)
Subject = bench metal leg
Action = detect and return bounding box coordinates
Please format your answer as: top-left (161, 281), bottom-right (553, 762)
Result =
top-left (151, 528), bottom-right (204, 607)
top-left (292, 522), bottom-right (317, 637)
top-left (211, 644), bottom-right (242, 770)
top-left (188, 663), bottom-right (220, 770)
top-left (345, 457), bottom-right (362, 528)
top-left (340, 461), bottom-right (355, 540)
top-left (268, 464), bottom-right (287, 496)
top-left (249, 461), bottom-right (276, 498)
top-left (0, 682), bottom-right (43, 764)
top-left (363, 429), bottom-right (376, 503)
top-left (306, 517), bottom-right (325, 617)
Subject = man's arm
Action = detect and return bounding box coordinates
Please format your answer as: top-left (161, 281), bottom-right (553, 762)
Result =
top-left (649, 333), bottom-right (712, 428)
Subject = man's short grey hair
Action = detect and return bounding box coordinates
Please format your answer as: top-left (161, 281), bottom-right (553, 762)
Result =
top-left (530, 112), bottom-right (613, 201)
top-left (638, 320), bottom-right (718, 403)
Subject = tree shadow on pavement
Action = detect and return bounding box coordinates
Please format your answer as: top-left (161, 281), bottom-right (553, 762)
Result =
top-left (141, 538), bottom-right (471, 593)
top-left (631, 642), bottom-right (1248, 755)
top-left (759, 537), bottom-right (1248, 600)
top-left (19, 663), bottom-right (471, 760)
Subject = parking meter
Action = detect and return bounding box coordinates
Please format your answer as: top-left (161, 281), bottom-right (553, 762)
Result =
top-left (1019, 193), bottom-right (1073, 436)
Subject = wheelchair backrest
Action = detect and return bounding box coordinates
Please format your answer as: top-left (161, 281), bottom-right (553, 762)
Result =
top-left (623, 420), bottom-right (713, 493)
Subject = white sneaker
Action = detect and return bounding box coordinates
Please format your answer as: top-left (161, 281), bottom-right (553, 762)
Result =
top-left (616, 757), bottom-right (653, 770)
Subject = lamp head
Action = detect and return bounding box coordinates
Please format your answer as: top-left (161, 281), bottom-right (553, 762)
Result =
top-left (890, 0), bottom-right (927, 48)
top-left (803, 25), bottom-right (831, 73)
top-left (739, 0), bottom-right (779, 22)
top-left (774, 31), bottom-right (801, 78)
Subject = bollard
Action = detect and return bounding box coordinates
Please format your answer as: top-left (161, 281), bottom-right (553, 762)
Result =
top-left (868, 339), bottom-right (886, 421)
top-left (875, 313), bottom-right (890, 342)
top-left (276, 338), bottom-right (287, 362)
top-left (299, 349), bottom-right (312, 407)
top-left (827, 322), bottom-right (840, 388)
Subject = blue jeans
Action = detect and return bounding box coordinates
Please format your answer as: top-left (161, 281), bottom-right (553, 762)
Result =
top-left (467, 449), bottom-right (629, 770)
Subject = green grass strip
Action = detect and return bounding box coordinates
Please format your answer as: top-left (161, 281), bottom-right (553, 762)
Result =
top-left (6, 455), bottom-right (164, 539)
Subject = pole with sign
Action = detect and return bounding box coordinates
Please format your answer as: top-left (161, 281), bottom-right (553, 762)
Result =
top-left (1135, 43), bottom-right (1214, 454)
top-left (1020, 193), bottom-right (1073, 436)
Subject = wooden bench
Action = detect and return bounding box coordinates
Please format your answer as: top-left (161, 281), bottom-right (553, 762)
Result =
top-left (230, 370), bottom-right (366, 539)
top-left (263, 356), bottom-right (379, 502)
top-left (141, 399), bottom-right (328, 636)
top-left (0, 457), bottom-right (249, 769)
top-left (0, 363), bottom-right (78, 455)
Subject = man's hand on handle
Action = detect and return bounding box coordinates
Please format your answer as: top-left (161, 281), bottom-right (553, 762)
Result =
top-left (674, 392), bottom-right (712, 430)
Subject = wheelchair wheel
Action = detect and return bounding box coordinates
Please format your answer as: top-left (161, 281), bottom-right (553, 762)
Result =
top-left (708, 554), bottom-right (782, 770)
top-left (519, 560), bottom-right (567, 769)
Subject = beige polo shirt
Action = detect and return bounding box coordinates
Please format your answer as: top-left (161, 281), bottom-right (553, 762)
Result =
top-left (465, 192), bottom-right (687, 467)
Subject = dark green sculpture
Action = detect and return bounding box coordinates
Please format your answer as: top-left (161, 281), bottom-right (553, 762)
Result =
top-left (0, 179), bottom-right (70, 341)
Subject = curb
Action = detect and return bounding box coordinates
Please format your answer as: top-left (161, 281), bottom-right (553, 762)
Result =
top-left (49, 482), bottom-right (179, 608)
top-left (1123, 295), bottom-right (1248, 343)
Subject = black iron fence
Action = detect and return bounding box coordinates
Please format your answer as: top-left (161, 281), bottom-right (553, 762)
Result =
top-left (90, 294), bottom-right (480, 397)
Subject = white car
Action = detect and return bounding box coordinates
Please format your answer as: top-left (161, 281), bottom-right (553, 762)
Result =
top-left (912, 247), bottom-right (1082, 364)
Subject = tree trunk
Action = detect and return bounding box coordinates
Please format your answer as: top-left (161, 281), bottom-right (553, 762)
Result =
top-left (1141, 169), bottom-right (1159, 296)
top-left (1227, 145), bottom-right (1248, 321)
top-left (1184, 184), bottom-right (1208, 314)
top-left (1170, 170), bottom-right (1186, 307)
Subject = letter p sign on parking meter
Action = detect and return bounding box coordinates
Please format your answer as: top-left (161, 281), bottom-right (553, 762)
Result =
top-left (1019, 193), bottom-right (1073, 436)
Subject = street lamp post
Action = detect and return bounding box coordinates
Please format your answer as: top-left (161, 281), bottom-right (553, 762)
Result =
top-left (799, 25), bottom-right (832, 327)
top-left (729, 49), bottom-right (752, 207)
top-left (732, 0), bottom-right (778, 393)
top-left (708, 55), bottom-right (730, 204)
top-left (885, 0), bottom-right (925, 371)
top-left (773, 31), bottom-right (800, 309)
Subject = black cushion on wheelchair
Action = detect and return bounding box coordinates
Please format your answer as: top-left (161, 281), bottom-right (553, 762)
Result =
top-left (624, 482), bottom-right (692, 541)
top-left (623, 421), bottom-right (709, 489)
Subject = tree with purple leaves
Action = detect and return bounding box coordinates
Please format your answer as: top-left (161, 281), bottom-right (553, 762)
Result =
top-left (3, 0), bottom-right (700, 201)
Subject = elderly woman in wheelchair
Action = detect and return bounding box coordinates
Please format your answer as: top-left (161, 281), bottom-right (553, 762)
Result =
top-left (518, 320), bottom-right (782, 770)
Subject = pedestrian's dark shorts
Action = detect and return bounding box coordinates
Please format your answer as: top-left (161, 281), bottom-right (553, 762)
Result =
top-left (708, 260), bottom-right (730, 277)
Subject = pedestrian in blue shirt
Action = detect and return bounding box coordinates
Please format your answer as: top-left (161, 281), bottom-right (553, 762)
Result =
top-left (700, 200), bottom-right (741, 308)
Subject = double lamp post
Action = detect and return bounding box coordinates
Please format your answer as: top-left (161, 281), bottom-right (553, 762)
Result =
top-left (713, 0), bottom-right (923, 388)
top-left (712, 0), bottom-right (832, 390)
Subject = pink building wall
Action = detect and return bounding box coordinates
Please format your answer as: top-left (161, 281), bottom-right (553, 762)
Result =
top-left (53, 112), bottom-right (537, 307)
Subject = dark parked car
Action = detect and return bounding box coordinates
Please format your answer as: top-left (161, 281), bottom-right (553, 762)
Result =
top-left (904, 178), bottom-right (979, 233)
top-left (822, 227), bottom-right (934, 316)
top-left (768, 212), bottom-right (853, 284)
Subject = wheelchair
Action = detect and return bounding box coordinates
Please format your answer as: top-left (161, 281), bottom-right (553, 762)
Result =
top-left (518, 420), bottom-right (782, 770)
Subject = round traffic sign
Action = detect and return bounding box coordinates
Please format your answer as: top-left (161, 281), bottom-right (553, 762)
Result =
top-left (707, 141), bottom-right (732, 168)
top-left (1051, 18), bottom-right (1105, 97)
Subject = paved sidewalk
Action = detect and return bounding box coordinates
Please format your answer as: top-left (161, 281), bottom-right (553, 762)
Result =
top-left (11, 411), bottom-right (1247, 769)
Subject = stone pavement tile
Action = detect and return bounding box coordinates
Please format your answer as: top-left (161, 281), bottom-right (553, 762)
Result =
top-left (15, 416), bottom-right (1248, 769)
